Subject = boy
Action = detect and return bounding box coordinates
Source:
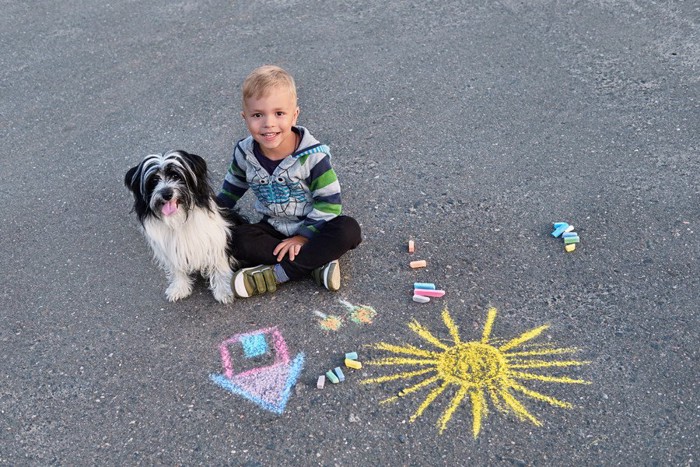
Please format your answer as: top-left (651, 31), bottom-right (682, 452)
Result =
top-left (217, 65), bottom-right (362, 298)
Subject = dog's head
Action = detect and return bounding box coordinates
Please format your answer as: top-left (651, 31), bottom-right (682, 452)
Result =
top-left (125, 150), bottom-right (214, 223)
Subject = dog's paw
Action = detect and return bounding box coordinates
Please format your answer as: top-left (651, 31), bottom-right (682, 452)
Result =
top-left (213, 289), bottom-right (235, 304)
top-left (165, 281), bottom-right (193, 302)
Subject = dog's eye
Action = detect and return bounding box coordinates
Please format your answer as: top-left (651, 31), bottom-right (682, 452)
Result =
top-left (146, 176), bottom-right (160, 191)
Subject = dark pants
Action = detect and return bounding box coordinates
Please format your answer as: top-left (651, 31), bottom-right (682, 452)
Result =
top-left (231, 216), bottom-right (362, 281)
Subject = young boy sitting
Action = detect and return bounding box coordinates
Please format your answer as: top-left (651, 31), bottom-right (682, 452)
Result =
top-left (217, 65), bottom-right (362, 298)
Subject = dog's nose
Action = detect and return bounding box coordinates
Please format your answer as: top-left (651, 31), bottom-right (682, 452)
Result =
top-left (161, 188), bottom-right (173, 200)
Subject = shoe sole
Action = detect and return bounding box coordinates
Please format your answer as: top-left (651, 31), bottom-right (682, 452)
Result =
top-left (324, 261), bottom-right (341, 291)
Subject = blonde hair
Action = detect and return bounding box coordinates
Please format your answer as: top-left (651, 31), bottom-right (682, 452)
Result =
top-left (242, 65), bottom-right (297, 108)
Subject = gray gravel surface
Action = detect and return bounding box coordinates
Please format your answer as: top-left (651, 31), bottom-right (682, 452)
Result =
top-left (1, 1), bottom-right (698, 465)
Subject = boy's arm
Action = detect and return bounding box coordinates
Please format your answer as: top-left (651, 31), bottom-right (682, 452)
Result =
top-left (298, 153), bottom-right (342, 238)
top-left (216, 148), bottom-right (249, 209)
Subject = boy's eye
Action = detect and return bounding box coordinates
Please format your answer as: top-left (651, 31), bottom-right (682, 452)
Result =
top-left (252, 113), bottom-right (262, 118)
top-left (276, 111), bottom-right (285, 116)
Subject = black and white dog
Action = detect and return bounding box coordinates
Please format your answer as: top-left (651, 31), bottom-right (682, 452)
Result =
top-left (125, 150), bottom-right (245, 304)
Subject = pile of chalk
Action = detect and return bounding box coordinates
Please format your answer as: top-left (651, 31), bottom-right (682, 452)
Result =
top-left (551, 222), bottom-right (580, 252)
top-left (408, 239), bottom-right (446, 303)
top-left (317, 352), bottom-right (361, 389)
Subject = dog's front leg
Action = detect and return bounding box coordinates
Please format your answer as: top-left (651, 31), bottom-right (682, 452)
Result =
top-left (209, 265), bottom-right (234, 304)
top-left (165, 268), bottom-right (194, 302)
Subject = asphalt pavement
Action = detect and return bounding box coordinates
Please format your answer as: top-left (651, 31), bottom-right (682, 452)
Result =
top-left (1, 0), bottom-right (698, 465)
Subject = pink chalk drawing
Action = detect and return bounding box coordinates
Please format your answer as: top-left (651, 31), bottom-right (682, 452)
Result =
top-left (209, 326), bottom-right (304, 414)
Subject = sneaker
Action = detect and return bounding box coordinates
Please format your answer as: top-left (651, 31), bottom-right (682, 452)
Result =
top-left (232, 265), bottom-right (277, 298)
top-left (312, 260), bottom-right (341, 292)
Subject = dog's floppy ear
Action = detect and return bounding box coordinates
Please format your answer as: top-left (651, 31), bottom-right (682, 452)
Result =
top-left (181, 151), bottom-right (208, 182)
top-left (124, 164), bottom-right (141, 194)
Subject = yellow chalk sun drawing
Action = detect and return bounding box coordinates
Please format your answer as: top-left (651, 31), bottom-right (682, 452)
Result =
top-left (361, 307), bottom-right (591, 437)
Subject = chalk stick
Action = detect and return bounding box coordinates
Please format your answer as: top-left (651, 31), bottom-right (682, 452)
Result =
top-left (317, 375), bottom-right (326, 389)
top-left (326, 370), bottom-right (339, 384)
top-left (345, 358), bottom-right (362, 369)
top-left (413, 294), bottom-right (431, 303)
top-left (565, 244), bottom-right (576, 253)
top-left (414, 282), bottom-right (436, 290)
top-left (563, 225), bottom-right (575, 233)
top-left (413, 289), bottom-right (446, 298)
top-left (564, 236), bottom-right (580, 244)
top-left (408, 240), bottom-right (415, 253)
top-left (551, 225), bottom-right (569, 237)
top-left (409, 260), bottom-right (427, 269)
top-left (562, 231), bottom-right (578, 238)
top-left (334, 367), bottom-right (345, 382)
top-left (553, 222), bottom-right (568, 229)
top-left (345, 352), bottom-right (358, 361)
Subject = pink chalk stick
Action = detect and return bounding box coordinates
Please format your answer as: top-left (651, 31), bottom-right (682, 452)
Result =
top-left (413, 289), bottom-right (445, 298)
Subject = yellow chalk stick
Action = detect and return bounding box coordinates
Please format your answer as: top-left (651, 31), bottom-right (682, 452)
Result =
top-left (409, 260), bottom-right (427, 269)
top-left (345, 358), bottom-right (362, 369)
top-left (565, 244), bottom-right (576, 252)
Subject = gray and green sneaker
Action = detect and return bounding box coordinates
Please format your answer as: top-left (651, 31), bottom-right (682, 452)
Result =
top-left (312, 260), bottom-right (341, 292)
top-left (232, 265), bottom-right (277, 298)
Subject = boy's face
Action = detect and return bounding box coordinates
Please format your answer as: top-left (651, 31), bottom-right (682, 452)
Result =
top-left (242, 86), bottom-right (300, 160)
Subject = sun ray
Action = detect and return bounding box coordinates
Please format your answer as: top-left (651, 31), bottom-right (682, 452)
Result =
top-left (469, 390), bottom-right (487, 437)
top-left (379, 374), bottom-right (442, 404)
top-left (499, 388), bottom-right (542, 426)
top-left (498, 324), bottom-right (549, 352)
top-left (442, 308), bottom-right (461, 345)
top-left (360, 367), bottom-right (436, 385)
top-left (481, 307), bottom-right (498, 343)
top-left (409, 381), bottom-right (450, 422)
top-left (508, 381), bottom-right (573, 409)
top-left (371, 342), bottom-right (439, 358)
top-left (508, 359), bottom-right (591, 369)
top-left (504, 347), bottom-right (581, 358)
top-left (437, 386), bottom-right (470, 434)
top-left (488, 386), bottom-right (507, 414)
top-left (366, 357), bottom-right (439, 366)
top-left (509, 371), bottom-right (590, 385)
top-left (408, 320), bottom-right (450, 350)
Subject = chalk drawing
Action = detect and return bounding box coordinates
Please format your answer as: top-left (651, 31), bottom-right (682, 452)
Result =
top-left (340, 300), bottom-right (377, 325)
top-left (210, 327), bottom-right (304, 414)
top-left (312, 300), bottom-right (378, 332)
top-left (362, 307), bottom-right (591, 437)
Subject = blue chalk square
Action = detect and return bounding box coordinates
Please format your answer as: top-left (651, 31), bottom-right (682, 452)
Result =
top-left (240, 333), bottom-right (268, 358)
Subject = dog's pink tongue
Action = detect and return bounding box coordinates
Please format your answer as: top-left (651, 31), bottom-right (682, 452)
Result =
top-left (162, 200), bottom-right (178, 216)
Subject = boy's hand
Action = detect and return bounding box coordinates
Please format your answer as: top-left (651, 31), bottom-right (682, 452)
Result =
top-left (273, 235), bottom-right (309, 262)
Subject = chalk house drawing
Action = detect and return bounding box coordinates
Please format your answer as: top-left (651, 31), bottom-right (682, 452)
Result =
top-left (210, 327), bottom-right (304, 414)
top-left (361, 307), bottom-right (591, 437)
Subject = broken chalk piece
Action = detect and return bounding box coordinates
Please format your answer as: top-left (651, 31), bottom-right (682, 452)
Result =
top-left (564, 236), bottom-right (580, 244)
top-left (317, 375), bottom-right (326, 389)
top-left (345, 352), bottom-right (358, 361)
top-left (326, 370), bottom-right (339, 384)
top-left (565, 244), bottom-right (576, 253)
top-left (334, 367), bottom-right (345, 382)
top-left (562, 231), bottom-right (578, 238)
top-left (564, 225), bottom-right (575, 233)
top-left (408, 240), bottom-right (415, 253)
top-left (413, 294), bottom-right (431, 303)
top-left (553, 222), bottom-right (568, 229)
top-left (551, 224), bottom-right (569, 237)
top-left (413, 289), bottom-right (446, 298)
top-left (414, 282), bottom-right (436, 290)
top-left (409, 260), bottom-right (427, 269)
top-left (345, 358), bottom-right (362, 369)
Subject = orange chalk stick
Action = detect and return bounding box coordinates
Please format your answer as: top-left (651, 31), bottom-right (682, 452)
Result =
top-left (408, 240), bottom-right (415, 253)
top-left (409, 260), bottom-right (427, 269)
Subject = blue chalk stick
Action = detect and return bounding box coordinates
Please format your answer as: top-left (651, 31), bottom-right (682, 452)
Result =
top-left (334, 367), bottom-right (345, 382)
top-left (553, 222), bottom-right (569, 229)
top-left (345, 352), bottom-right (358, 361)
top-left (562, 232), bottom-right (578, 238)
top-left (414, 282), bottom-right (436, 290)
top-left (551, 225), bottom-right (569, 237)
